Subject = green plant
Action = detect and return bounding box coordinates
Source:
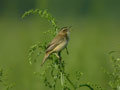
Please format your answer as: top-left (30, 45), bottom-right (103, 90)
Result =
top-left (107, 51), bottom-right (120, 90)
top-left (22, 9), bottom-right (58, 36)
top-left (23, 9), bottom-right (95, 90)
top-left (0, 67), bottom-right (15, 90)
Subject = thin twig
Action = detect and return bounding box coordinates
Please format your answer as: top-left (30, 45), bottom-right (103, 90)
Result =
top-left (79, 84), bottom-right (94, 90)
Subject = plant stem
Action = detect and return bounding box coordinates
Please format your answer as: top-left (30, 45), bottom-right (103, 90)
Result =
top-left (65, 75), bottom-right (76, 89)
top-left (79, 84), bottom-right (94, 90)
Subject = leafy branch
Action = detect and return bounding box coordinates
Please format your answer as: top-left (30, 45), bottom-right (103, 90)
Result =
top-left (0, 68), bottom-right (15, 90)
top-left (22, 9), bottom-right (58, 35)
top-left (108, 51), bottom-right (120, 90)
top-left (23, 9), bottom-right (94, 90)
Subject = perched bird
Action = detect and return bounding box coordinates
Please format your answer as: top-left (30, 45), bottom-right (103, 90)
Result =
top-left (41, 27), bottom-right (70, 66)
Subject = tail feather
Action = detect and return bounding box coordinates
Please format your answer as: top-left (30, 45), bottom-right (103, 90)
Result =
top-left (41, 53), bottom-right (50, 66)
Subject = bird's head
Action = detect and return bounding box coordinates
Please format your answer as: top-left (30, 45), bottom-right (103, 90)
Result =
top-left (58, 27), bottom-right (70, 36)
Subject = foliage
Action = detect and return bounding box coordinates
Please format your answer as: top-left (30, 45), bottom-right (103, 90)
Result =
top-left (22, 9), bottom-right (58, 35)
top-left (0, 68), bottom-right (15, 90)
top-left (22, 9), bottom-right (95, 90)
top-left (107, 51), bottom-right (120, 90)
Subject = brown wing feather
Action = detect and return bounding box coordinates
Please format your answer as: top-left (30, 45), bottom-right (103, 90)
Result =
top-left (46, 35), bottom-right (59, 49)
top-left (46, 35), bottom-right (64, 53)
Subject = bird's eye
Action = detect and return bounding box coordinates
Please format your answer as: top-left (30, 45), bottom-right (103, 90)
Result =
top-left (63, 29), bottom-right (67, 32)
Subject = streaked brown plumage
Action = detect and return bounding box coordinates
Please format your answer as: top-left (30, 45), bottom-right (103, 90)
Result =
top-left (41, 27), bottom-right (70, 66)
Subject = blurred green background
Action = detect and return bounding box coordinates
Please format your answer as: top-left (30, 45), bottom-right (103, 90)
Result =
top-left (0, 0), bottom-right (120, 90)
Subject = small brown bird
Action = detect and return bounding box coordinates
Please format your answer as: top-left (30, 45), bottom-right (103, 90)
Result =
top-left (41, 27), bottom-right (70, 66)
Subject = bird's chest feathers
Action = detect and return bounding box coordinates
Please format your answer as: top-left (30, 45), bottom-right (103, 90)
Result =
top-left (54, 39), bottom-right (68, 52)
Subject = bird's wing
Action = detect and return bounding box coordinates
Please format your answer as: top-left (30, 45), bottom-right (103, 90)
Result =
top-left (46, 36), bottom-right (64, 53)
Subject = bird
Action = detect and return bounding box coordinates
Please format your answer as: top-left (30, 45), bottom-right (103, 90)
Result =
top-left (41, 27), bottom-right (70, 66)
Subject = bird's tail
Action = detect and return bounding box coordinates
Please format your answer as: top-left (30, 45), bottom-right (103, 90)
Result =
top-left (41, 52), bottom-right (50, 66)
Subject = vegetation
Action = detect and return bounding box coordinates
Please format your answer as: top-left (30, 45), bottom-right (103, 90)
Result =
top-left (0, 2), bottom-right (120, 89)
top-left (22, 9), bottom-right (95, 90)
top-left (106, 51), bottom-right (120, 90)
top-left (0, 68), bottom-right (15, 90)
